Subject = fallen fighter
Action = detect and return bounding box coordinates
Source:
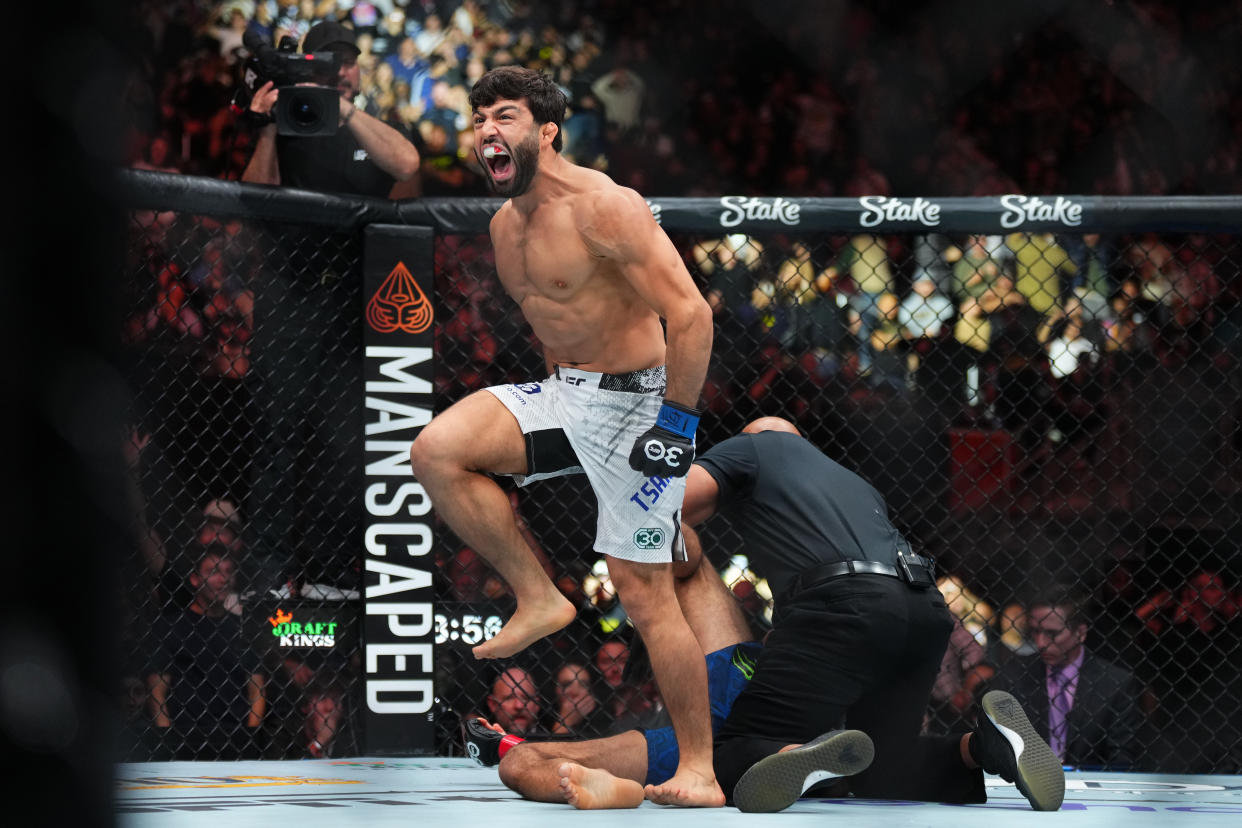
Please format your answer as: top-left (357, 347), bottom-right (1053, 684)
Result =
top-left (465, 527), bottom-right (872, 808)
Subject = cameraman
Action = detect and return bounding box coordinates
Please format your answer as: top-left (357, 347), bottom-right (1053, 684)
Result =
top-left (242, 20), bottom-right (419, 199)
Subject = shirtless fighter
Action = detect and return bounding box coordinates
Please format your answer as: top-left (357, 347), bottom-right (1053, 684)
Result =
top-left (407, 66), bottom-right (720, 806)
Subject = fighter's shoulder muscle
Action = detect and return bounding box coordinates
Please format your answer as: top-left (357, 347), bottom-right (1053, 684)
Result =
top-left (572, 181), bottom-right (653, 259)
top-left (488, 200), bottom-right (517, 238)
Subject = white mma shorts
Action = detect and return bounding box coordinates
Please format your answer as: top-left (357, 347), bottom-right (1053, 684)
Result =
top-left (485, 365), bottom-right (688, 565)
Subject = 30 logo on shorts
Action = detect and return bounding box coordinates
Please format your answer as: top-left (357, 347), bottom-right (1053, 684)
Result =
top-left (514, 383), bottom-right (541, 394)
top-left (634, 528), bottom-right (666, 549)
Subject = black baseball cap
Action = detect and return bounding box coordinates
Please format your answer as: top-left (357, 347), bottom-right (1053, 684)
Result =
top-left (303, 20), bottom-right (360, 55)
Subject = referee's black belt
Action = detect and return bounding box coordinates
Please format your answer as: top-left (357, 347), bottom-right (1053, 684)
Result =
top-left (784, 554), bottom-right (937, 598)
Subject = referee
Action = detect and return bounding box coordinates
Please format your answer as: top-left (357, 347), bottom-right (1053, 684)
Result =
top-left (684, 417), bottom-right (1064, 812)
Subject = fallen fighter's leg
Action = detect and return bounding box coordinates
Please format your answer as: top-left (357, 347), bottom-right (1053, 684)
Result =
top-left (491, 529), bottom-right (761, 809)
top-left (499, 731), bottom-right (650, 807)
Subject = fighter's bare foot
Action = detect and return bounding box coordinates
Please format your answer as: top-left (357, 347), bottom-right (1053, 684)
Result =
top-left (556, 762), bottom-right (644, 810)
top-left (472, 596), bottom-right (576, 659)
top-left (643, 769), bottom-right (725, 808)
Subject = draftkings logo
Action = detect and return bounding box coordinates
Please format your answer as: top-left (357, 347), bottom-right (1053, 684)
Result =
top-left (269, 608), bottom-right (339, 648)
top-left (366, 262), bottom-right (434, 334)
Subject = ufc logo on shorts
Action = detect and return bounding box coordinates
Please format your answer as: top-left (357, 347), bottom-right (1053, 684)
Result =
top-left (643, 439), bottom-right (684, 467)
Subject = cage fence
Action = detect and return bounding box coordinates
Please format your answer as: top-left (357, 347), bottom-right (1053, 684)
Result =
top-left (116, 179), bottom-right (1242, 773)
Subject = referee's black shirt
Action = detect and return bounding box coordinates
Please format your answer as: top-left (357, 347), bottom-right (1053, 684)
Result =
top-left (694, 431), bottom-right (911, 599)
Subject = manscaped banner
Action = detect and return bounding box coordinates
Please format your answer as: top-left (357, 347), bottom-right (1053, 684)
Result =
top-left (361, 225), bottom-right (437, 754)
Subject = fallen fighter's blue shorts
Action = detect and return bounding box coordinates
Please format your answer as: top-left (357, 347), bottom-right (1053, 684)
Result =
top-left (643, 641), bottom-right (761, 785)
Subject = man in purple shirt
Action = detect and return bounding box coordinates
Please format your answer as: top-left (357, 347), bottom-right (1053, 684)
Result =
top-left (990, 583), bottom-right (1144, 769)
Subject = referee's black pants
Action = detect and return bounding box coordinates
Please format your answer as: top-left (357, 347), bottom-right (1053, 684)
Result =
top-left (713, 573), bottom-right (987, 803)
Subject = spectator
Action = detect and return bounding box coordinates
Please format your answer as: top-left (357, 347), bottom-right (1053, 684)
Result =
top-left (593, 634), bottom-right (661, 731)
top-left (1135, 569), bottom-right (1242, 772)
top-left (1037, 295), bottom-right (1100, 381)
top-left (117, 674), bottom-right (156, 760)
top-left (1136, 570), bottom-right (1240, 636)
top-left (1065, 233), bottom-right (1118, 323)
top-left (414, 13), bottom-right (448, 55)
top-left (901, 275), bottom-right (962, 398)
top-left (900, 275), bottom-right (956, 342)
top-left (302, 679), bottom-right (354, 758)
top-left (821, 234), bottom-right (895, 377)
top-left (361, 59), bottom-right (398, 118)
top-left (198, 496), bottom-right (245, 554)
top-left (146, 548), bottom-right (267, 759)
top-left (988, 583), bottom-right (1144, 770)
top-left (865, 290), bottom-right (906, 392)
top-left (1102, 277), bottom-right (1157, 364)
top-left (416, 122), bottom-right (485, 195)
top-left (209, 3), bottom-right (252, 65)
top-left (1125, 234), bottom-right (1176, 321)
top-left (936, 573), bottom-right (995, 646)
top-left (926, 614), bottom-right (995, 735)
top-left (387, 79), bottom-right (420, 131)
top-left (991, 601), bottom-right (1038, 668)
top-left (789, 266), bottom-right (852, 385)
top-left (773, 240), bottom-right (817, 310)
top-left (951, 234), bottom-right (1003, 303)
top-left (242, 20), bottom-right (420, 199)
top-left (954, 293), bottom-right (992, 360)
top-left (699, 234), bottom-right (763, 313)
top-left (385, 36), bottom-right (427, 91)
top-left (272, 0), bottom-right (315, 48)
top-left (590, 65), bottom-right (645, 132)
top-left (420, 79), bottom-right (466, 154)
top-left (561, 91), bottom-right (606, 166)
top-left (443, 546), bottom-right (510, 603)
top-left (699, 234), bottom-right (765, 371)
top-left (911, 232), bottom-right (955, 294)
top-left (485, 666), bottom-right (543, 737)
top-left (549, 662), bottom-right (610, 738)
top-left (371, 8), bottom-right (408, 58)
top-left (594, 637), bottom-right (629, 695)
top-left (353, 29), bottom-right (379, 74)
top-left (1008, 232), bottom-right (1078, 315)
top-left (581, 557), bottom-right (628, 637)
top-left (131, 133), bottom-right (181, 174)
top-left (985, 274), bottom-right (1051, 452)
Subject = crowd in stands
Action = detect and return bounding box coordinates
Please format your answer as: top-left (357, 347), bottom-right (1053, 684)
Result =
top-left (115, 0), bottom-right (1242, 772)
top-left (123, 0), bottom-right (1242, 198)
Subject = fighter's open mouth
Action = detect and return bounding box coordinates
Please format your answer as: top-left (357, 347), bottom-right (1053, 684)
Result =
top-left (482, 144), bottom-right (514, 181)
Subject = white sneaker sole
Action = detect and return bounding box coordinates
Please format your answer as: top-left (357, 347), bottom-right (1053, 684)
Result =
top-left (732, 729), bottom-right (875, 813)
top-left (981, 690), bottom-right (1066, 811)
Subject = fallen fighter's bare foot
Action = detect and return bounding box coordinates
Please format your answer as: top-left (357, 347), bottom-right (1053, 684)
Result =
top-left (643, 769), bottom-right (726, 808)
top-left (472, 596), bottom-right (576, 659)
top-left (557, 762), bottom-right (644, 810)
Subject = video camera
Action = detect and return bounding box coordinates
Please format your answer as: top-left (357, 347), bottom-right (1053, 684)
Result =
top-left (237, 31), bottom-right (340, 136)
